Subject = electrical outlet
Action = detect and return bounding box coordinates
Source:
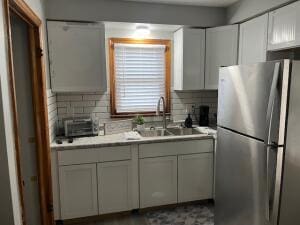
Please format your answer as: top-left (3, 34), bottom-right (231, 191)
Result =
top-left (191, 104), bottom-right (196, 114)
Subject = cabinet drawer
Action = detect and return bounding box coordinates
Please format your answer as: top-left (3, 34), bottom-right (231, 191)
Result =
top-left (99, 146), bottom-right (131, 162)
top-left (139, 139), bottom-right (213, 158)
top-left (58, 146), bottom-right (131, 165)
top-left (58, 148), bottom-right (98, 165)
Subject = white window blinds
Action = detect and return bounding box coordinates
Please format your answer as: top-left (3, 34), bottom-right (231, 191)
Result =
top-left (114, 43), bottom-right (166, 113)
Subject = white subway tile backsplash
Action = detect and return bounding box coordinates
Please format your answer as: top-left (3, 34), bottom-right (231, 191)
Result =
top-left (83, 94), bottom-right (107, 101)
top-left (47, 95), bottom-right (56, 105)
top-left (70, 101), bottom-right (95, 107)
top-left (57, 107), bottom-right (67, 114)
top-left (47, 103), bottom-right (57, 114)
top-left (172, 103), bottom-right (186, 110)
top-left (47, 90), bottom-right (58, 142)
top-left (57, 102), bottom-right (70, 107)
top-left (57, 94), bottom-right (82, 102)
top-left (83, 106), bottom-right (109, 113)
top-left (55, 90), bottom-right (218, 126)
top-left (95, 112), bottom-right (111, 119)
top-left (95, 100), bottom-right (109, 107)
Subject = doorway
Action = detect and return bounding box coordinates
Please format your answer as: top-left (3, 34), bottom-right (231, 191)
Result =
top-left (3, 0), bottom-right (54, 225)
top-left (10, 12), bottom-right (41, 225)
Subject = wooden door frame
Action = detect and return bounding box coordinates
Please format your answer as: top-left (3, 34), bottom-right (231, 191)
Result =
top-left (3, 0), bottom-right (54, 225)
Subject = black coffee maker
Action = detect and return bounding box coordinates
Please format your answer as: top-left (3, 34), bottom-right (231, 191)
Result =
top-left (199, 105), bottom-right (209, 126)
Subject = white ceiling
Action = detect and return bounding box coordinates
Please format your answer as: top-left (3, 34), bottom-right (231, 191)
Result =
top-left (124, 0), bottom-right (239, 7)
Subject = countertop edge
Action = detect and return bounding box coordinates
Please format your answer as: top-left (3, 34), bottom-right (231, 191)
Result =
top-left (51, 134), bottom-right (215, 151)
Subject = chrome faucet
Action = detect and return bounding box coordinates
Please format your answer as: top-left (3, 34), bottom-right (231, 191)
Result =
top-left (156, 96), bottom-right (167, 129)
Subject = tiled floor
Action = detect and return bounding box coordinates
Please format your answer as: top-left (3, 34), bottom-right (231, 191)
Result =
top-left (65, 213), bottom-right (147, 225)
top-left (63, 203), bottom-right (214, 225)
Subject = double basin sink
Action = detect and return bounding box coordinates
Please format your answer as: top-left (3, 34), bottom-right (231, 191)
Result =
top-left (138, 127), bottom-right (203, 137)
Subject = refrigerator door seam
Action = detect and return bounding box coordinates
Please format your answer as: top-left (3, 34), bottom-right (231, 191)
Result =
top-left (271, 59), bottom-right (291, 225)
top-left (264, 62), bottom-right (280, 221)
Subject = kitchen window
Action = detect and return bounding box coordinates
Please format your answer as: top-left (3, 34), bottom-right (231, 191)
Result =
top-left (109, 38), bottom-right (171, 116)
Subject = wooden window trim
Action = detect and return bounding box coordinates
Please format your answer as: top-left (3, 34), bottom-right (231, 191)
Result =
top-left (109, 38), bottom-right (171, 118)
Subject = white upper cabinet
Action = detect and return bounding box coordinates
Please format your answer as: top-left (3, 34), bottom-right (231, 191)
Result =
top-left (268, 1), bottom-right (300, 51)
top-left (239, 14), bottom-right (268, 64)
top-left (174, 28), bottom-right (205, 90)
top-left (47, 21), bottom-right (107, 92)
top-left (205, 25), bottom-right (238, 90)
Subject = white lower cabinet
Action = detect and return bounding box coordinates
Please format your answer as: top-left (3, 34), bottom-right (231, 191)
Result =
top-left (178, 153), bottom-right (214, 202)
top-left (56, 140), bottom-right (214, 220)
top-left (97, 160), bottom-right (132, 214)
top-left (139, 156), bottom-right (178, 208)
top-left (59, 164), bottom-right (98, 219)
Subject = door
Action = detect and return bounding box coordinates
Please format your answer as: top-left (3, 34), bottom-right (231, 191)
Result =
top-left (268, 1), bottom-right (300, 51)
top-left (59, 164), bottom-right (98, 219)
top-left (182, 28), bottom-right (205, 90)
top-left (98, 161), bottom-right (132, 214)
top-left (278, 61), bottom-right (300, 225)
top-left (178, 153), bottom-right (213, 202)
top-left (173, 28), bottom-right (205, 90)
top-left (11, 14), bottom-right (41, 225)
top-left (205, 25), bottom-right (238, 89)
top-left (239, 14), bottom-right (268, 64)
top-left (218, 61), bottom-right (282, 140)
top-left (139, 156), bottom-right (177, 208)
top-left (47, 21), bottom-right (107, 92)
top-left (215, 127), bottom-right (266, 225)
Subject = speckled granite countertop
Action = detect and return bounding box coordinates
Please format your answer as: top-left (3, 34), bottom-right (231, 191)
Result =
top-left (51, 128), bottom-right (216, 151)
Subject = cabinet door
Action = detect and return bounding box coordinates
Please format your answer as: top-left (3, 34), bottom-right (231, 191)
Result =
top-left (98, 161), bottom-right (132, 214)
top-left (268, 1), bottom-right (300, 51)
top-left (178, 153), bottom-right (213, 203)
top-left (139, 156), bottom-right (177, 208)
top-left (59, 164), bottom-right (98, 219)
top-left (47, 21), bottom-right (107, 92)
top-left (239, 14), bottom-right (268, 64)
top-left (205, 25), bottom-right (238, 90)
top-left (174, 28), bottom-right (205, 90)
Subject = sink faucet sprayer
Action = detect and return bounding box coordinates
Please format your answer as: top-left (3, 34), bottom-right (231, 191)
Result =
top-left (156, 96), bottom-right (167, 129)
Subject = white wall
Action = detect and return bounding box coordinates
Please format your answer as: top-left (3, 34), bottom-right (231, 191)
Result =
top-left (227, 0), bottom-right (296, 23)
top-left (45, 0), bottom-right (226, 27)
top-left (0, 0), bottom-right (47, 224)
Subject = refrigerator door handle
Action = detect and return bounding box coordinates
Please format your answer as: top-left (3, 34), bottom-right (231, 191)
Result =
top-left (264, 62), bottom-right (280, 221)
top-left (271, 146), bottom-right (285, 225)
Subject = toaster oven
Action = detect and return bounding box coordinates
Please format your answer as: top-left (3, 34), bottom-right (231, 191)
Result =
top-left (64, 117), bottom-right (99, 137)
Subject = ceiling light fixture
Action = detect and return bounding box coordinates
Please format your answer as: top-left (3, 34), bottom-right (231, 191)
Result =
top-left (134, 25), bottom-right (150, 38)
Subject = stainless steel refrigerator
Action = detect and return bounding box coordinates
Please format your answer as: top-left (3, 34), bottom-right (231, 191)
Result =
top-left (215, 59), bottom-right (300, 225)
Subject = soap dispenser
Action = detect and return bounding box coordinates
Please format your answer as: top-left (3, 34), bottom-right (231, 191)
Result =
top-left (184, 113), bottom-right (193, 128)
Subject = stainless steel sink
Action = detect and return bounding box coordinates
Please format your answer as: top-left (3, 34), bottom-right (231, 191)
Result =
top-left (138, 127), bottom-right (203, 137)
top-left (138, 129), bottom-right (173, 137)
top-left (166, 127), bottom-right (203, 136)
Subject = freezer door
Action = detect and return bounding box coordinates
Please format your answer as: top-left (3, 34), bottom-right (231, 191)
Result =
top-left (218, 61), bottom-right (281, 141)
top-left (279, 61), bottom-right (300, 225)
top-left (215, 127), bottom-right (267, 225)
